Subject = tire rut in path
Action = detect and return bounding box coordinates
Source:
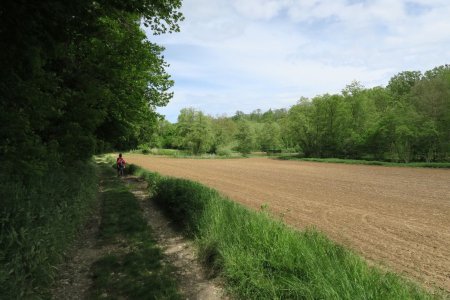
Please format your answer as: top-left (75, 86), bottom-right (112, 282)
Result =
top-left (51, 178), bottom-right (116, 299)
top-left (123, 176), bottom-right (228, 300)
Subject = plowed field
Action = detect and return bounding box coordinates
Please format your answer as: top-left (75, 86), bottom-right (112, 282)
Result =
top-left (127, 154), bottom-right (450, 291)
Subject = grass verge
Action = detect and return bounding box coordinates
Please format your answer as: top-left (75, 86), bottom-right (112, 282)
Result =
top-left (276, 155), bottom-right (450, 168)
top-left (90, 159), bottom-right (180, 299)
top-left (0, 161), bottom-right (98, 298)
top-left (130, 164), bottom-right (439, 299)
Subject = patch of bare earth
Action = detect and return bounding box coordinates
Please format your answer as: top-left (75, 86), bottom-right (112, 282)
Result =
top-left (123, 176), bottom-right (227, 300)
top-left (126, 154), bottom-right (450, 293)
top-left (52, 174), bottom-right (227, 299)
top-left (51, 178), bottom-right (117, 300)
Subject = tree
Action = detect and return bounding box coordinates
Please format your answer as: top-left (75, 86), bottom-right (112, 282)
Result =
top-left (0, 0), bottom-right (183, 177)
top-left (387, 70), bottom-right (422, 99)
top-left (177, 108), bottom-right (214, 154)
top-left (235, 121), bottom-right (255, 155)
top-left (257, 122), bottom-right (281, 152)
top-left (410, 65), bottom-right (450, 160)
top-left (211, 117), bottom-right (237, 152)
top-left (286, 98), bottom-right (318, 157)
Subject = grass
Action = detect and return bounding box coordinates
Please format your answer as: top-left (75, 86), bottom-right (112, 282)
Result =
top-left (130, 164), bottom-right (440, 299)
top-left (129, 147), bottom-right (244, 159)
top-left (0, 161), bottom-right (98, 298)
top-left (90, 159), bottom-right (180, 300)
top-left (276, 155), bottom-right (450, 168)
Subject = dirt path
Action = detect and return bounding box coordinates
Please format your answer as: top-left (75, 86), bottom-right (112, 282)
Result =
top-left (52, 166), bottom-right (227, 299)
top-left (126, 154), bottom-right (450, 292)
top-left (51, 178), bottom-right (112, 299)
top-left (123, 176), bottom-right (227, 300)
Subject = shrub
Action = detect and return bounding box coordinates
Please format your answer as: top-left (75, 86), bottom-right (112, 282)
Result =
top-left (216, 147), bottom-right (232, 157)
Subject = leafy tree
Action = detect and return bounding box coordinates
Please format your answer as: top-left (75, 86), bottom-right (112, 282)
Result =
top-left (387, 70), bottom-right (422, 99)
top-left (341, 82), bottom-right (379, 157)
top-left (211, 117), bottom-right (237, 152)
top-left (177, 108), bottom-right (214, 154)
top-left (286, 98), bottom-right (319, 157)
top-left (411, 65), bottom-right (450, 160)
top-left (257, 122), bottom-right (282, 152)
top-left (235, 121), bottom-right (255, 155)
top-left (0, 0), bottom-right (182, 177)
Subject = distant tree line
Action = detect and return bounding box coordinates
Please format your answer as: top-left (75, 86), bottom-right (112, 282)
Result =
top-left (148, 65), bottom-right (450, 162)
top-left (0, 0), bottom-right (182, 177)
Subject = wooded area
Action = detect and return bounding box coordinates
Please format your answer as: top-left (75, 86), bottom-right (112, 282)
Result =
top-left (0, 0), bottom-right (182, 178)
top-left (148, 67), bottom-right (450, 162)
top-left (0, 1), bottom-right (182, 297)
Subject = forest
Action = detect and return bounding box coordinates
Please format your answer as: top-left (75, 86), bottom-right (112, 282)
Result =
top-left (148, 66), bottom-right (450, 163)
top-left (0, 0), bottom-right (182, 297)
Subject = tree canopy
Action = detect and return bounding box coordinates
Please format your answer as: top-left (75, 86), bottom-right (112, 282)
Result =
top-left (150, 65), bottom-right (450, 162)
top-left (0, 0), bottom-right (182, 177)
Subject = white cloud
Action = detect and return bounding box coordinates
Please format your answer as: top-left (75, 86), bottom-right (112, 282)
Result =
top-left (147, 0), bottom-right (450, 122)
top-left (230, 0), bottom-right (291, 20)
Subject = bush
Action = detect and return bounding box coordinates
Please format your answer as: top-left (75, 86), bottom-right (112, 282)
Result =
top-left (216, 147), bottom-right (232, 157)
top-left (137, 144), bottom-right (151, 154)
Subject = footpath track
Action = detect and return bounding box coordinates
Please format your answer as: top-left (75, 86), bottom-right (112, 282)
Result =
top-left (126, 154), bottom-right (450, 293)
top-left (52, 160), bottom-right (226, 299)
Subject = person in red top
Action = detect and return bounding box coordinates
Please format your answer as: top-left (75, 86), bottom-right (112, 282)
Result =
top-left (116, 153), bottom-right (126, 176)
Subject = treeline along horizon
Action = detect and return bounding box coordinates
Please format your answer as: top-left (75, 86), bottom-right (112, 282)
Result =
top-left (149, 65), bottom-right (450, 162)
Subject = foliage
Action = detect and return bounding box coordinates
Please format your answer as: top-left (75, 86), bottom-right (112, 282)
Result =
top-left (152, 65), bottom-right (450, 162)
top-left (130, 165), bottom-right (435, 300)
top-left (235, 121), bottom-right (256, 155)
top-left (0, 0), bottom-right (182, 297)
top-left (176, 108), bottom-right (214, 154)
top-left (257, 122), bottom-right (282, 152)
top-left (0, 0), bottom-right (182, 177)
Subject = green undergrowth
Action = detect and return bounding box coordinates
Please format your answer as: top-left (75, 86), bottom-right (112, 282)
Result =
top-left (129, 148), bottom-right (243, 159)
top-left (0, 161), bottom-right (98, 299)
top-left (90, 160), bottom-right (180, 299)
top-left (130, 164), bottom-right (437, 299)
top-left (276, 155), bottom-right (450, 168)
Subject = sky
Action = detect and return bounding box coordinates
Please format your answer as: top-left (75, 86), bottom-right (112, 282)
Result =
top-left (144, 0), bottom-right (450, 122)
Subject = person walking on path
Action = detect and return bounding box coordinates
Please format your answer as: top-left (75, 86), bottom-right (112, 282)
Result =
top-left (116, 153), bottom-right (126, 176)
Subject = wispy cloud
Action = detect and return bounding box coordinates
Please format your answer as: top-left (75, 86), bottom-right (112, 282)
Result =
top-left (146, 0), bottom-right (450, 122)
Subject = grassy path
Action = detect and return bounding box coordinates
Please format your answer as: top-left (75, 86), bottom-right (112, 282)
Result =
top-left (52, 159), bottom-right (181, 299)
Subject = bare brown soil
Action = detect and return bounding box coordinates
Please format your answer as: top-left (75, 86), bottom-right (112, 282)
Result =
top-left (126, 154), bottom-right (450, 292)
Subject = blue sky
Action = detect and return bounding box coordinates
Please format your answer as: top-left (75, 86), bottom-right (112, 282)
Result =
top-left (144, 0), bottom-right (450, 122)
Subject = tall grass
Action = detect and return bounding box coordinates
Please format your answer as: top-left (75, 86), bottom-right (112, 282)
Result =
top-left (131, 147), bottom-right (242, 158)
top-left (0, 161), bottom-right (98, 298)
top-left (131, 165), bottom-right (436, 299)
